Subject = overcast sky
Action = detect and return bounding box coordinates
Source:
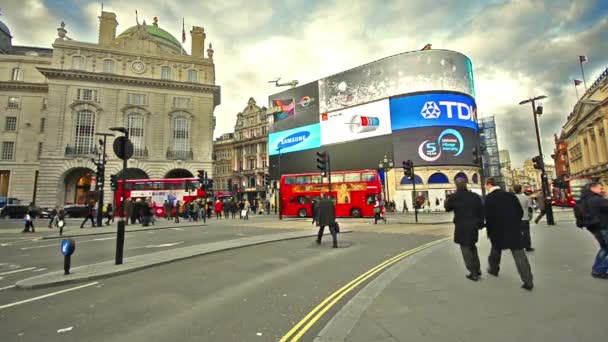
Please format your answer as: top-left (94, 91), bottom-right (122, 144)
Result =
top-left (2, 0), bottom-right (607, 167)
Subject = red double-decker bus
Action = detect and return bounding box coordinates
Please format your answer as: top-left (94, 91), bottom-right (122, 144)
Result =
top-left (280, 169), bottom-right (382, 218)
top-left (114, 178), bottom-right (206, 217)
top-left (552, 177), bottom-right (591, 207)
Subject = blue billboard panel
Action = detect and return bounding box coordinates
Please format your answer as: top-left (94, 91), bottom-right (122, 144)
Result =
top-left (390, 93), bottom-right (478, 131)
top-left (268, 123), bottom-right (321, 156)
top-left (393, 126), bottom-right (478, 166)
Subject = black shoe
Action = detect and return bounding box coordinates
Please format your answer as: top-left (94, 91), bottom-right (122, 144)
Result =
top-left (591, 272), bottom-right (608, 279)
top-left (521, 283), bottom-right (534, 291)
top-left (466, 273), bottom-right (480, 282)
top-left (333, 243), bottom-right (338, 248)
top-left (487, 268), bottom-right (499, 277)
top-left (525, 247), bottom-right (535, 252)
top-left (315, 239), bottom-right (321, 245)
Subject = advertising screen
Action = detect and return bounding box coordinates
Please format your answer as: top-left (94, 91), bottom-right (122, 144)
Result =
top-left (392, 126), bottom-right (478, 166)
top-left (320, 99), bottom-right (392, 146)
top-left (318, 50), bottom-right (475, 113)
top-left (268, 123), bottom-right (321, 156)
top-left (269, 81), bottom-right (320, 133)
top-left (390, 92), bottom-right (478, 131)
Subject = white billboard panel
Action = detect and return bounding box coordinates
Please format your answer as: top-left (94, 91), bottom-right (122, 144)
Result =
top-left (320, 100), bottom-right (392, 146)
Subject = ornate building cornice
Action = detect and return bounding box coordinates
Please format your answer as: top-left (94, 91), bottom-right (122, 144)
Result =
top-left (36, 67), bottom-right (221, 106)
top-left (0, 81), bottom-right (48, 93)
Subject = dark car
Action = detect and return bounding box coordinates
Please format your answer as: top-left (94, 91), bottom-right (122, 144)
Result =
top-left (0, 197), bottom-right (20, 208)
top-left (0, 204), bottom-right (46, 219)
top-left (63, 204), bottom-right (90, 218)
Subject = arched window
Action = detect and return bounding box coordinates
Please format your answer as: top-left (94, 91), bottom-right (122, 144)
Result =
top-left (161, 66), bottom-right (172, 80)
top-left (127, 114), bottom-right (145, 156)
top-left (72, 56), bottom-right (84, 70)
top-left (454, 172), bottom-right (468, 183)
top-left (472, 173), bottom-right (479, 184)
top-left (187, 70), bottom-right (198, 82)
top-left (103, 59), bottom-right (114, 73)
top-left (400, 175), bottom-right (424, 185)
top-left (428, 172), bottom-right (450, 184)
top-left (172, 116), bottom-right (190, 153)
top-left (75, 110), bottom-right (95, 154)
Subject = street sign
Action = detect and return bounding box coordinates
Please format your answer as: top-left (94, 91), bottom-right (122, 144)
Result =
top-left (61, 239), bottom-right (75, 256)
top-left (113, 136), bottom-right (134, 160)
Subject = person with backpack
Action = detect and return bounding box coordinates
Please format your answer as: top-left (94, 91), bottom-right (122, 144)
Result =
top-left (514, 184), bottom-right (534, 252)
top-left (576, 182), bottom-right (608, 279)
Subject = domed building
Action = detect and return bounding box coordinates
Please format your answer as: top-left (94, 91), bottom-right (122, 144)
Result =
top-left (0, 12), bottom-right (221, 207)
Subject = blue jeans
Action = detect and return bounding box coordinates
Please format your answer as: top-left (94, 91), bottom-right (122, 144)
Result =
top-left (591, 229), bottom-right (608, 275)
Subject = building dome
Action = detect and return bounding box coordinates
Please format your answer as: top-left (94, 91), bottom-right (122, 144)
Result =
top-left (0, 20), bottom-right (11, 37)
top-left (117, 23), bottom-right (184, 53)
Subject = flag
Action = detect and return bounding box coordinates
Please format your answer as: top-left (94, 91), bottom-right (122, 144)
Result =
top-left (579, 55), bottom-right (588, 63)
top-left (574, 79), bottom-right (582, 86)
top-left (182, 18), bottom-right (186, 43)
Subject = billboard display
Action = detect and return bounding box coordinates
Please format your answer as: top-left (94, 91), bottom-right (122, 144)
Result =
top-left (269, 81), bottom-right (320, 133)
top-left (392, 126), bottom-right (478, 166)
top-left (390, 92), bottom-right (478, 131)
top-left (320, 99), bottom-right (392, 146)
top-left (318, 50), bottom-right (475, 113)
top-left (268, 123), bottom-right (321, 156)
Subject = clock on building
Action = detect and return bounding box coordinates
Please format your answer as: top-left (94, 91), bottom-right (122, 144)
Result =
top-left (131, 61), bottom-right (146, 74)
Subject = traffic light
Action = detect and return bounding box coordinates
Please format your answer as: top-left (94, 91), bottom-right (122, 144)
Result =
top-left (206, 179), bottom-right (214, 191)
top-left (95, 163), bottom-right (105, 184)
top-left (197, 170), bottom-right (206, 186)
top-left (110, 174), bottom-right (118, 191)
top-left (402, 160), bottom-right (414, 180)
top-left (532, 155), bottom-right (543, 170)
top-left (263, 174), bottom-right (271, 187)
top-left (316, 151), bottom-right (328, 176)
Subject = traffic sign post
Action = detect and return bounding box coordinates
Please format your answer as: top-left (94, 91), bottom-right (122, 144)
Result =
top-left (110, 128), bottom-right (132, 265)
top-left (61, 239), bottom-right (76, 275)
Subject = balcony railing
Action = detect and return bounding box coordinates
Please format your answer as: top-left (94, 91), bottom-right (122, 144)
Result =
top-left (65, 145), bottom-right (98, 157)
top-left (166, 149), bottom-right (193, 160)
top-left (133, 147), bottom-right (149, 159)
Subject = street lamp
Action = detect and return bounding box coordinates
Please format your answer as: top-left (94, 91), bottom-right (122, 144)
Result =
top-left (109, 126), bottom-right (130, 264)
top-left (519, 95), bottom-right (555, 225)
top-left (378, 154), bottom-right (394, 204)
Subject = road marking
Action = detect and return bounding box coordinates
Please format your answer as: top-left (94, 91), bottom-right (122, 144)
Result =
top-left (0, 267), bottom-right (36, 276)
top-left (20, 236), bottom-right (117, 250)
top-left (279, 238), bottom-right (448, 342)
top-left (129, 241), bottom-right (185, 250)
top-left (57, 327), bottom-right (73, 333)
top-left (0, 282), bottom-right (98, 310)
top-left (171, 228), bottom-right (184, 231)
top-left (0, 285), bottom-right (16, 291)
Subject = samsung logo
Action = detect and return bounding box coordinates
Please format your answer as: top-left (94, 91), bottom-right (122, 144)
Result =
top-left (278, 131), bottom-right (310, 149)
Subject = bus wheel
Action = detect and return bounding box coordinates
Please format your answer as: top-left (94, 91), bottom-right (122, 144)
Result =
top-left (351, 208), bottom-right (362, 218)
top-left (298, 208), bottom-right (308, 217)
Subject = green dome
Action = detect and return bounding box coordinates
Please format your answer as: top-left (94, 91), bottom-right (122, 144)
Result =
top-left (117, 24), bottom-right (183, 52)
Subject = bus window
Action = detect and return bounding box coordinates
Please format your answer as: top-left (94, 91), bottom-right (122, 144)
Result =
top-left (285, 177), bottom-right (295, 185)
top-left (297, 196), bottom-right (312, 204)
top-left (345, 173), bottom-right (361, 182)
top-left (332, 174), bottom-right (344, 183)
top-left (311, 175), bottom-right (322, 184)
top-left (295, 176), bottom-right (311, 184)
top-left (367, 194), bottom-right (377, 204)
top-left (362, 172), bottom-right (376, 181)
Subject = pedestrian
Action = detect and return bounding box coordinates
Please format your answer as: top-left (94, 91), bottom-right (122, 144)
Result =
top-left (578, 182), bottom-right (608, 279)
top-left (174, 200), bottom-right (181, 223)
top-left (312, 198), bottom-right (319, 226)
top-left (484, 178), bottom-right (534, 290)
top-left (403, 199), bottom-right (408, 213)
top-left (48, 206), bottom-right (58, 228)
top-left (206, 200), bottom-right (213, 219)
top-left (105, 203), bottom-right (113, 226)
top-left (163, 200), bottom-right (171, 220)
top-left (239, 201), bottom-right (246, 219)
top-left (514, 185), bottom-right (534, 252)
top-left (316, 194), bottom-right (338, 248)
top-left (125, 199), bottom-right (133, 226)
top-left (445, 178), bottom-right (484, 281)
top-left (80, 202), bottom-right (96, 228)
top-left (215, 199), bottom-right (223, 219)
top-left (244, 200), bottom-right (250, 220)
top-left (23, 203), bottom-right (36, 233)
top-left (266, 200), bottom-right (270, 215)
top-left (534, 190), bottom-right (546, 224)
top-left (373, 196), bottom-right (386, 224)
top-left (223, 199), bottom-right (230, 219)
top-left (57, 207), bottom-right (66, 235)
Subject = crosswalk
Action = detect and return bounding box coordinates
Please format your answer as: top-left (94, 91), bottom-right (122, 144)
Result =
top-left (0, 263), bottom-right (45, 289)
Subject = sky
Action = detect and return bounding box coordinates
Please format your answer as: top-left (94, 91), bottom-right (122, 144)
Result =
top-left (2, 0), bottom-right (607, 167)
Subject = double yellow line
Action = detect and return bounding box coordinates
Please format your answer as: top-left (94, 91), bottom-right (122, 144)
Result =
top-left (279, 238), bottom-right (448, 342)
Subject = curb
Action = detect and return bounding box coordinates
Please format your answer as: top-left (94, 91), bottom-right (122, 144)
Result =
top-left (16, 230), bottom-right (351, 289)
top-left (41, 223), bottom-right (208, 240)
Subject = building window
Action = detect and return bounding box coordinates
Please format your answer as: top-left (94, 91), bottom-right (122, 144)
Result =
top-left (161, 66), bottom-right (172, 80)
top-left (72, 56), bottom-right (84, 70)
top-left (77, 89), bottom-right (98, 102)
top-left (248, 159), bottom-right (256, 170)
top-left (42, 98), bottom-right (47, 109)
top-left (5, 117), bottom-right (17, 131)
top-left (2, 142), bottom-right (15, 160)
top-left (75, 110), bottom-right (95, 154)
top-left (172, 116), bottom-right (190, 152)
top-left (38, 142), bottom-right (43, 158)
top-left (8, 96), bottom-right (20, 108)
top-left (40, 118), bottom-right (46, 133)
top-left (11, 68), bottom-right (22, 81)
top-left (103, 59), bottom-right (114, 73)
top-left (262, 159), bottom-right (267, 168)
top-left (173, 97), bottom-right (190, 109)
top-left (127, 93), bottom-right (146, 105)
top-left (187, 70), bottom-right (198, 82)
top-left (127, 114), bottom-right (145, 153)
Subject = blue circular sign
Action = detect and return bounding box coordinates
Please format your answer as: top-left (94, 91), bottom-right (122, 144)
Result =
top-left (61, 239), bottom-right (75, 256)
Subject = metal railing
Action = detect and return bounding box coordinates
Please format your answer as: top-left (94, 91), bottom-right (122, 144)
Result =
top-left (166, 149), bottom-right (193, 160)
top-left (65, 145), bottom-right (98, 157)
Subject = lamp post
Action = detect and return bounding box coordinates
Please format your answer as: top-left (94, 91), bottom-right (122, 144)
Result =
top-left (277, 147), bottom-right (282, 220)
top-left (94, 133), bottom-right (114, 227)
top-left (109, 126), bottom-right (130, 264)
top-left (519, 95), bottom-right (555, 225)
top-left (378, 154), bottom-right (394, 203)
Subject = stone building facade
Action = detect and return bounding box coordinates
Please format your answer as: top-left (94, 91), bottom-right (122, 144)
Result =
top-left (1, 12), bottom-right (220, 207)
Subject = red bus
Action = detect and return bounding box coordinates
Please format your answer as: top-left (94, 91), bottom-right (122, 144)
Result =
top-left (115, 178), bottom-right (206, 217)
top-left (280, 169), bottom-right (382, 218)
top-left (552, 177), bottom-right (591, 207)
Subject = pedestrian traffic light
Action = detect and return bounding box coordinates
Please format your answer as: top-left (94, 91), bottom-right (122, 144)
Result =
top-left (402, 160), bottom-right (414, 180)
top-left (264, 174), bottom-right (271, 187)
top-left (110, 174), bottom-right (117, 191)
top-left (197, 170), bottom-right (205, 186)
top-left (532, 155), bottom-right (543, 170)
top-left (316, 151), bottom-right (328, 176)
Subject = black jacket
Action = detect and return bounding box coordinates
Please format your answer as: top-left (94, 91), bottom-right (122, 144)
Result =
top-left (445, 189), bottom-right (484, 246)
top-left (484, 189), bottom-right (524, 250)
top-left (580, 189), bottom-right (608, 232)
top-left (317, 199), bottom-right (336, 227)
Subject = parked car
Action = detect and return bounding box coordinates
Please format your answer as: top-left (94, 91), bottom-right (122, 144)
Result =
top-left (0, 204), bottom-right (46, 219)
top-left (63, 204), bottom-right (90, 218)
top-left (0, 197), bottom-right (20, 209)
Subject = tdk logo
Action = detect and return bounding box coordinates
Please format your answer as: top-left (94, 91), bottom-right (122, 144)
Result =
top-left (421, 101), bottom-right (476, 122)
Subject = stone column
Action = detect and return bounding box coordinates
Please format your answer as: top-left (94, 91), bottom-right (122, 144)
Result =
top-left (594, 123), bottom-right (607, 164)
top-left (602, 118), bottom-right (608, 155)
top-left (588, 129), bottom-right (598, 166)
top-left (580, 134), bottom-right (589, 169)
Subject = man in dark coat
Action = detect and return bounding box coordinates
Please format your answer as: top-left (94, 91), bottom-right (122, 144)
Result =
top-left (316, 195), bottom-right (338, 248)
top-left (80, 202), bottom-right (96, 228)
top-left (484, 178), bottom-right (534, 290)
top-left (445, 178), bottom-right (484, 281)
top-left (579, 182), bottom-right (608, 279)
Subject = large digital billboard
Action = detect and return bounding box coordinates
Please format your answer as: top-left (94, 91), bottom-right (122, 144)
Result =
top-left (390, 92), bottom-right (477, 131)
top-left (392, 126), bottom-right (478, 166)
top-left (269, 81), bottom-right (320, 133)
top-left (268, 123), bottom-right (321, 156)
top-left (318, 50), bottom-right (475, 113)
top-left (320, 99), bottom-right (392, 146)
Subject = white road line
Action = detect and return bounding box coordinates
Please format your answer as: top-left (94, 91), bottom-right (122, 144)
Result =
top-left (171, 228), bottom-right (184, 231)
top-left (0, 267), bottom-right (36, 276)
top-left (0, 282), bottom-right (99, 310)
top-left (20, 244), bottom-right (57, 250)
top-left (20, 236), bottom-right (117, 250)
top-left (57, 327), bottom-right (73, 333)
top-left (153, 242), bottom-right (184, 248)
top-left (0, 285), bottom-right (16, 291)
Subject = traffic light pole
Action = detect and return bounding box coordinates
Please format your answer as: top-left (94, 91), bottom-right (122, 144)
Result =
top-left (278, 148), bottom-right (282, 220)
top-left (117, 131), bottom-right (129, 264)
top-left (95, 133), bottom-right (113, 227)
top-left (412, 165), bottom-right (418, 223)
top-left (530, 99), bottom-right (555, 225)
